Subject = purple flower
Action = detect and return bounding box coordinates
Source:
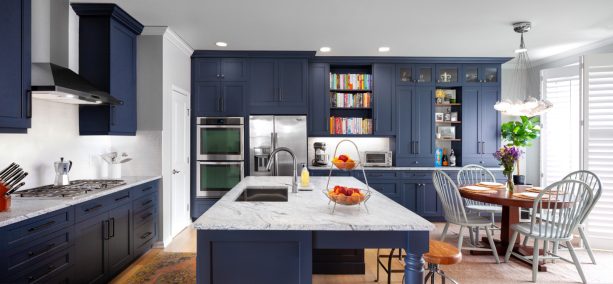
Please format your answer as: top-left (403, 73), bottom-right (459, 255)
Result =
top-left (493, 146), bottom-right (523, 175)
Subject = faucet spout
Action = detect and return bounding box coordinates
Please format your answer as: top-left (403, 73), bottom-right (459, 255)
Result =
top-left (266, 147), bottom-right (298, 193)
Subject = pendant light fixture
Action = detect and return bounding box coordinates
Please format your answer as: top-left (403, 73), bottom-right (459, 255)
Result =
top-left (494, 22), bottom-right (553, 117)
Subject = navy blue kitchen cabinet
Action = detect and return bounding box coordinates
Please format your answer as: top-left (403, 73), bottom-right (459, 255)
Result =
top-left (461, 86), bottom-right (501, 166)
top-left (192, 198), bottom-right (219, 220)
top-left (400, 179), bottom-right (444, 222)
top-left (194, 81), bottom-right (247, 116)
top-left (396, 85), bottom-right (435, 166)
top-left (194, 58), bottom-right (248, 82)
top-left (249, 58), bottom-right (308, 114)
top-left (462, 64), bottom-right (500, 86)
top-left (107, 203), bottom-right (133, 277)
top-left (373, 64), bottom-right (395, 135)
top-left (435, 64), bottom-right (461, 86)
top-left (308, 63), bottom-right (331, 136)
top-left (72, 4), bottom-right (144, 136)
top-left (396, 64), bottom-right (435, 86)
top-left (0, 0), bottom-right (31, 133)
top-left (74, 211), bottom-right (108, 284)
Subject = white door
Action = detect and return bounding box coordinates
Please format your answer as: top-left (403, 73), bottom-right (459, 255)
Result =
top-left (171, 87), bottom-right (191, 237)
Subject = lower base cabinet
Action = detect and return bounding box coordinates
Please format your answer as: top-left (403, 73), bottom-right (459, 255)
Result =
top-left (192, 198), bottom-right (219, 220)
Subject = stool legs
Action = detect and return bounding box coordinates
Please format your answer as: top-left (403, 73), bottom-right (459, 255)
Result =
top-left (424, 263), bottom-right (459, 284)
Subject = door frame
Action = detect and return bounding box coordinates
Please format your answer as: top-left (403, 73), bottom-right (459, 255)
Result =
top-left (170, 85), bottom-right (191, 238)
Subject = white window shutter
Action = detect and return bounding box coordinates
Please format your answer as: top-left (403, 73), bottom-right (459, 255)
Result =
top-left (583, 53), bottom-right (613, 250)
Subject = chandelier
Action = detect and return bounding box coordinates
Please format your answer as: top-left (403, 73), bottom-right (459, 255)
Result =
top-left (494, 22), bottom-right (553, 117)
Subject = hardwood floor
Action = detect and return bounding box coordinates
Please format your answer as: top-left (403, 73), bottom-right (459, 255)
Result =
top-left (112, 223), bottom-right (613, 283)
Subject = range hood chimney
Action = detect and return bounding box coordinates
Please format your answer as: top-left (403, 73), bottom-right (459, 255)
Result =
top-left (30, 0), bottom-right (122, 105)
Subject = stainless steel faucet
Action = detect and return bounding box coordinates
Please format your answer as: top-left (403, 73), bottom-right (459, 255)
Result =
top-left (266, 147), bottom-right (298, 193)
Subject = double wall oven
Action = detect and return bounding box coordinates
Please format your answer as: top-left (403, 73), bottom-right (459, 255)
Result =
top-left (196, 117), bottom-right (244, 198)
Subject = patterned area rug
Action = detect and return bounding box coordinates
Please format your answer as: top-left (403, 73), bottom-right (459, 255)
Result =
top-left (126, 252), bottom-right (196, 284)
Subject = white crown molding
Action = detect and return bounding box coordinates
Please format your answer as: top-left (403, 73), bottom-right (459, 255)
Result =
top-left (531, 36), bottom-right (613, 67)
top-left (141, 26), bottom-right (194, 56)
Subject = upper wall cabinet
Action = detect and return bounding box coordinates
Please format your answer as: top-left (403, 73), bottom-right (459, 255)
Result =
top-left (308, 63), bottom-right (330, 136)
top-left (194, 58), bottom-right (248, 82)
top-left (396, 64), bottom-right (434, 86)
top-left (435, 64), bottom-right (461, 86)
top-left (249, 58), bottom-right (308, 114)
top-left (0, 0), bottom-right (31, 133)
top-left (72, 4), bottom-right (144, 136)
top-left (373, 64), bottom-right (395, 135)
top-left (462, 64), bottom-right (500, 86)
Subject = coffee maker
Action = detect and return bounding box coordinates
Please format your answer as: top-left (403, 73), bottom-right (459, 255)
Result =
top-left (312, 142), bottom-right (329, 166)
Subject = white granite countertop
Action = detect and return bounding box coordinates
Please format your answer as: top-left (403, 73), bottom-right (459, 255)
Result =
top-left (0, 176), bottom-right (161, 228)
top-left (308, 166), bottom-right (503, 171)
top-left (194, 176), bottom-right (434, 232)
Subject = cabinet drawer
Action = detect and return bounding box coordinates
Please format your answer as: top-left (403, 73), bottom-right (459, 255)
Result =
top-left (5, 208), bottom-right (73, 247)
top-left (131, 181), bottom-right (158, 198)
top-left (9, 247), bottom-right (72, 284)
top-left (75, 190), bottom-right (131, 222)
top-left (396, 157), bottom-right (434, 167)
top-left (133, 193), bottom-right (157, 213)
top-left (364, 171), bottom-right (396, 179)
top-left (134, 219), bottom-right (156, 249)
top-left (400, 171), bottom-right (433, 179)
top-left (7, 227), bottom-right (72, 273)
top-left (134, 205), bottom-right (156, 227)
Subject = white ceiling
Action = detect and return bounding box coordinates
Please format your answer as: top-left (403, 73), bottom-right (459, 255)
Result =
top-left (70, 0), bottom-right (613, 60)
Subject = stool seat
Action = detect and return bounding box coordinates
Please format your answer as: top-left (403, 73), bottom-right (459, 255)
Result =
top-left (423, 240), bottom-right (462, 265)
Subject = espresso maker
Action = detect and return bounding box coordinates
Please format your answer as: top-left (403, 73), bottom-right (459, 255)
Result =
top-left (312, 142), bottom-right (329, 166)
top-left (54, 157), bottom-right (72, 186)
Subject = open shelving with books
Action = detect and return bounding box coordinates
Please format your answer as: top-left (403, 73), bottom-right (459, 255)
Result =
top-left (434, 87), bottom-right (462, 167)
top-left (329, 65), bottom-right (373, 135)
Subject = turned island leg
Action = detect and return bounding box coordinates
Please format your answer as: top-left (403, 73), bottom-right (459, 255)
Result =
top-left (404, 231), bottom-right (429, 284)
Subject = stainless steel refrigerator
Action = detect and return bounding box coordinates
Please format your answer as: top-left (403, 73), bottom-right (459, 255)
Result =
top-left (249, 115), bottom-right (307, 176)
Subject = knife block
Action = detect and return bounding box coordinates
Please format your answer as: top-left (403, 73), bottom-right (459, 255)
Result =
top-left (0, 184), bottom-right (10, 212)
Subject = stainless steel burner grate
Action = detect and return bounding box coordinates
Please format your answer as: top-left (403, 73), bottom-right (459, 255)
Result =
top-left (15, 179), bottom-right (127, 198)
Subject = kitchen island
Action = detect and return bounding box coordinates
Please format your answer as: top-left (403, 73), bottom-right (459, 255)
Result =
top-left (193, 176), bottom-right (435, 284)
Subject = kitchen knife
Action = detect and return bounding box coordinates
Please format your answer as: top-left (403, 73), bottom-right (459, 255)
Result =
top-left (1, 169), bottom-right (22, 185)
top-left (0, 163), bottom-right (16, 176)
top-left (5, 182), bottom-right (25, 196)
top-left (0, 164), bottom-right (19, 180)
top-left (7, 172), bottom-right (27, 188)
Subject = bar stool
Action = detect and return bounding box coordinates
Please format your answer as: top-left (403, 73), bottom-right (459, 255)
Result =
top-left (375, 240), bottom-right (461, 284)
top-left (423, 240), bottom-right (462, 284)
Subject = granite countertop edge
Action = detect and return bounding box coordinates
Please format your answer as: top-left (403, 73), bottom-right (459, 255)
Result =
top-left (308, 166), bottom-right (503, 171)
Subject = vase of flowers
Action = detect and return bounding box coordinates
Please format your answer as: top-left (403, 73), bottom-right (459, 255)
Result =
top-left (493, 146), bottom-right (522, 194)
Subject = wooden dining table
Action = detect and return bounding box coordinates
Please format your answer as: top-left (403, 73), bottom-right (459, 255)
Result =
top-left (459, 184), bottom-right (563, 272)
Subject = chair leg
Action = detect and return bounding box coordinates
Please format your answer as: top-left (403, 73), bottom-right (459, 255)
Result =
top-left (543, 240), bottom-right (549, 258)
top-left (424, 271), bottom-right (432, 284)
top-left (484, 225), bottom-right (500, 263)
top-left (567, 241), bottom-right (587, 284)
top-left (504, 231), bottom-right (519, 262)
top-left (468, 226), bottom-right (475, 245)
top-left (457, 226), bottom-right (464, 251)
top-left (375, 248), bottom-right (380, 282)
top-left (578, 226), bottom-right (597, 264)
top-left (440, 223), bottom-right (449, 242)
top-left (474, 227), bottom-right (480, 246)
top-left (387, 249), bottom-right (394, 284)
top-left (523, 235), bottom-right (530, 246)
top-left (531, 238), bottom-right (539, 282)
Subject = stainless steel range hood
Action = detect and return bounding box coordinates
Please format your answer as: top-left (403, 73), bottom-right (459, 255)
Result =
top-left (31, 63), bottom-right (123, 105)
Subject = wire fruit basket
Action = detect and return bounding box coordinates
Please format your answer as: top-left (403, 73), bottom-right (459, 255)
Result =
top-left (323, 139), bottom-right (371, 214)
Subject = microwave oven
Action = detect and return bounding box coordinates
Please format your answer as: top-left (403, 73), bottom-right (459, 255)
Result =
top-left (363, 151), bottom-right (392, 167)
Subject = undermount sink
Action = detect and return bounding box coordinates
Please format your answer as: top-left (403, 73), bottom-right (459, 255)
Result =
top-left (235, 186), bottom-right (289, 202)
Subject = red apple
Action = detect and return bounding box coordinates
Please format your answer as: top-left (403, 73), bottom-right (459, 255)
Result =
top-left (338, 155), bottom-right (349, 162)
top-left (344, 188), bottom-right (354, 196)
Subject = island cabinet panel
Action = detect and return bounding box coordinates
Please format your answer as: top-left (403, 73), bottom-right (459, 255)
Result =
top-left (197, 230), bottom-right (312, 284)
top-left (0, 0), bottom-right (31, 133)
top-left (396, 86), bottom-right (436, 166)
top-left (308, 63), bottom-right (330, 136)
top-left (373, 64), bottom-right (395, 135)
top-left (249, 58), bottom-right (308, 114)
top-left (192, 198), bottom-right (219, 219)
top-left (461, 86), bottom-right (500, 167)
top-left (313, 249), bottom-right (365, 275)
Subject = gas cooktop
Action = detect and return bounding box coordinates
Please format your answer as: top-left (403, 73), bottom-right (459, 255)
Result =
top-left (15, 179), bottom-right (126, 198)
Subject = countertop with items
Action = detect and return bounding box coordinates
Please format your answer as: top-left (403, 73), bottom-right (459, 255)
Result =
top-left (308, 166), bottom-right (503, 171)
top-left (0, 176), bottom-right (161, 228)
top-left (193, 176), bottom-right (435, 231)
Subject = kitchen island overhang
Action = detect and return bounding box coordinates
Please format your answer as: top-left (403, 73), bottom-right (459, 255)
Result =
top-left (194, 176), bottom-right (434, 284)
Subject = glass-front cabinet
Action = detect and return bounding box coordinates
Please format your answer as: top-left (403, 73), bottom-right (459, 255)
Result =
top-left (462, 64), bottom-right (500, 85)
top-left (396, 64), bottom-right (434, 85)
top-left (435, 64), bottom-right (460, 85)
top-left (197, 161), bottom-right (244, 197)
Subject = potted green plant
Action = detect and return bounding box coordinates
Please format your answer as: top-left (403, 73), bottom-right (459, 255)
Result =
top-left (500, 116), bottom-right (541, 185)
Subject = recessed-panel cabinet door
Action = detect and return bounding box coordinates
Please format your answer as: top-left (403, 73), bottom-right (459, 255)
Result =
top-left (369, 181), bottom-right (401, 204)
top-left (194, 58), bottom-right (220, 81)
top-left (308, 63), bottom-right (330, 135)
top-left (220, 58), bottom-right (248, 81)
top-left (416, 182), bottom-right (443, 218)
top-left (480, 87), bottom-right (500, 166)
top-left (108, 203), bottom-right (132, 276)
top-left (462, 87), bottom-right (481, 162)
top-left (0, 0), bottom-right (23, 120)
top-left (277, 59), bottom-right (307, 106)
top-left (413, 87), bottom-right (435, 159)
top-left (74, 213), bottom-right (108, 284)
top-left (109, 20), bottom-right (137, 134)
top-left (400, 182), bottom-right (418, 212)
top-left (221, 82), bottom-right (247, 116)
top-left (194, 82), bottom-right (221, 116)
top-left (395, 86), bottom-right (413, 157)
top-left (249, 59), bottom-right (277, 108)
top-left (373, 64), bottom-right (395, 135)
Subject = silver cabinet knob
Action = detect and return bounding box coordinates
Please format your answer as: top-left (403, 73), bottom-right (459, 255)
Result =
top-left (172, 169), bottom-right (181, 174)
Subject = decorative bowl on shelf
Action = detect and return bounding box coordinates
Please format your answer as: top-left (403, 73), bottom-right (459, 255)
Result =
top-left (325, 186), bottom-right (370, 206)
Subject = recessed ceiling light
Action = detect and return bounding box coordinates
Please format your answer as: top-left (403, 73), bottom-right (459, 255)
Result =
top-left (319, 47), bottom-right (331, 53)
top-left (378, 47), bottom-right (390, 52)
top-left (215, 42), bottom-right (228, 47)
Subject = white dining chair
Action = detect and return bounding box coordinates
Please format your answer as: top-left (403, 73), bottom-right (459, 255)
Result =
top-left (504, 179), bottom-right (592, 283)
top-left (457, 165), bottom-right (502, 243)
top-left (432, 170), bottom-right (500, 264)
